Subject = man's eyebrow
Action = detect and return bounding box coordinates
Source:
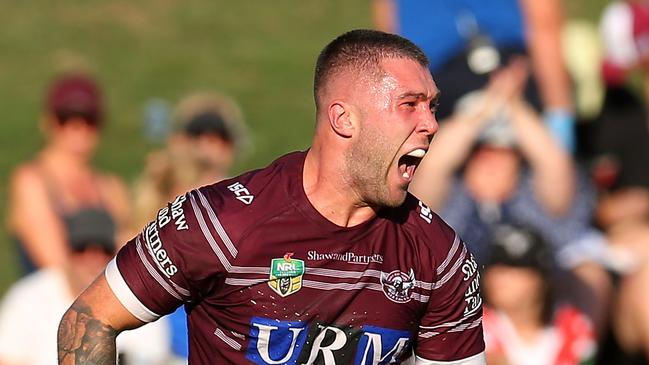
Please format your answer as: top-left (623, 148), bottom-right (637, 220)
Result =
top-left (397, 92), bottom-right (428, 100)
top-left (397, 91), bottom-right (441, 101)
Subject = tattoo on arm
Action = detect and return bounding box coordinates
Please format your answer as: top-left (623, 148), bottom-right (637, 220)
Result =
top-left (57, 299), bottom-right (118, 364)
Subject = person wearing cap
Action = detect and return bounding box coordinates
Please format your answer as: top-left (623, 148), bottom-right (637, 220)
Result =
top-left (481, 224), bottom-right (596, 365)
top-left (132, 91), bottom-right (249, 231)
top-left (172, 91), bottom-right (248, 180)
top-left (131, 91), bottom-right (249, 361)
top-left (0, 211), bottom-right (171, 365)
top-left (7, 73), bottom-right (131, 273)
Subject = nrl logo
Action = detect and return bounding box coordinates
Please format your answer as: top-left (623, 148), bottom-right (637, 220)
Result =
top-left (268, 253), bottom-right (305, 297)
top-left (380, 269), bottom-right (416, 303)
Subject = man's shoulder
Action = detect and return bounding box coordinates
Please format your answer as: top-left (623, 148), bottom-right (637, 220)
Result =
top-left (390, 193), bottom-right (457, 247)
top-left (180, 151), bottom-right (304, 238)
top-left (202, 151), bottom-right (302, 207)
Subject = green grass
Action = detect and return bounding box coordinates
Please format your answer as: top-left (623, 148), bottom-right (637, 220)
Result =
top-left (0, 0), bottom-right (372, 294)
top-left (0, 0), bottom-right (609, 295)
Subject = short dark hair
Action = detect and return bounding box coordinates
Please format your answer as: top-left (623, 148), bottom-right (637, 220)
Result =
top-left (314, 29), bottom-right (430, 111)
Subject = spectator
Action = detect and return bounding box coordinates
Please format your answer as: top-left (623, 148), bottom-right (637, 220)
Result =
top-left (372, 0), bottom-right (575, 151)
top-left (132, 91), bottom-right (249, 361)
top-left (410, 59), bottom-right (611, 330)
top-left (132, 91), bottom-right (249, 230)
top-left (482, 224), bottom-right (596, 365)
top-left (6, 73), bottom-right (131, 274)
top-left (411, 59), bottom-right (576, 261)
top-left (590, 0), bottom-right (649, 234)
top-left (588, 87), bottom-right (649, 242)
top-left (0, 209), bottom-right (170, 365)
top-left (588, 5), bottom-right (649, 362)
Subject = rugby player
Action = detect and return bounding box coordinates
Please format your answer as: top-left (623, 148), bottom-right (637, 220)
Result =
top-left (58, 29), bottom-right (485, 364)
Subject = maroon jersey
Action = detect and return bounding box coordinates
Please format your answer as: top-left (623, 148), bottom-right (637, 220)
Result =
top-left (106, 151), bottom-right (485, 364)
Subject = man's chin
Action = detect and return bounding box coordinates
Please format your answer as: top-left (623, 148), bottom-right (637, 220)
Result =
top-left (381, 189), bottom-right (408, 208)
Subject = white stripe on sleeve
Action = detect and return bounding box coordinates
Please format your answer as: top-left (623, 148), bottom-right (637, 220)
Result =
top-left (415, 351), bottom-right (486, 365)
top-left (105, 258), bottom-right (161, 323)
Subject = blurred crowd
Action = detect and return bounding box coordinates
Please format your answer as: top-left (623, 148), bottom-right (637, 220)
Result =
top-left (0, 72), bottom-right (249, 364)
top-left (382, 0), bottom-right (649, 364)
top-left (1, 0), bottom-right (649, 364)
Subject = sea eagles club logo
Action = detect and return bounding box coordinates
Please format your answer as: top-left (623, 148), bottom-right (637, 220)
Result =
top-left (268, 253), bottom-right (305, 297)
top-left (380, 269), bottom-right (416, 303)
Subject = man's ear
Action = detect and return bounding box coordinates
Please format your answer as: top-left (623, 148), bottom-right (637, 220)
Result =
top-left (328, 102), bottom-right (354, 138)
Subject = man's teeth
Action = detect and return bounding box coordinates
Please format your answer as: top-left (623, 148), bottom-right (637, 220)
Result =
top-left (406, 149), bottom-right (426, 158)
top-left (403, 172), bottom-right (410, 179)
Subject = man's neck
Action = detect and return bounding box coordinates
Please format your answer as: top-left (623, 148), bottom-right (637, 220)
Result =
top-left (303, 148), bottom-right (377, 227)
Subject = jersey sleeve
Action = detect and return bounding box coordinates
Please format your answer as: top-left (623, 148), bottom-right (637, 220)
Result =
top-left (105, 188), bottom-right (231, 322)
top-left (415, 221), bottom-right (485, 364)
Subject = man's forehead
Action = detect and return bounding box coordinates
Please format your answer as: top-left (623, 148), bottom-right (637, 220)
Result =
top-left (377, 59), bottom-right (438, 99)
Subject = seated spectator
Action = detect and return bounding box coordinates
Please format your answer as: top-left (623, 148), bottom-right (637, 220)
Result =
top-left (133, 91), bottom-right (249, 229)
top-left (410, 59), bottom-right (612, 330)
top-left (411, 58), bottom-right (577, 263)
top-left (6, 73), bottom-right (131, 274)
top-left (132, 91), bottom-right (249, 361)
top-left (0, 210), bottom-right (170, 365)
top-left (482, 224), bottom-right (596, 365)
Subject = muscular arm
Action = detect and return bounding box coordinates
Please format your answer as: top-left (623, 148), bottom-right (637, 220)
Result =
top-left (58, 274), bottom-right (144, 364)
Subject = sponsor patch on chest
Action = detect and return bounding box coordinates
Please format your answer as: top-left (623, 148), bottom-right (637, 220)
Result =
top-left (380, 269), bottom-right (416, 304)
top-left (268, 253), bottom-right (305, 297)
top-left (246, 317), bottom-right (412, 365)
top-left (306, 250), bottom-right (384, 265)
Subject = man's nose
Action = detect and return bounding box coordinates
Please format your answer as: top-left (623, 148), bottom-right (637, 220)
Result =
top-left (417, 111), bottom-right (438, 139)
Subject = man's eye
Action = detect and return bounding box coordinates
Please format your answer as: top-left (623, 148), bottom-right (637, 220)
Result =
top-left (403, 102), bottom-right (416, 108)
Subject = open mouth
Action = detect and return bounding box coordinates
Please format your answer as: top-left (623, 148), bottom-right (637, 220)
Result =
top-left (397, 148), bottom-right (426, 181)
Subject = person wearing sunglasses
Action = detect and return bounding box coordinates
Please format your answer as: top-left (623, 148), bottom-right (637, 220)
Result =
top-left (7, 73), bottom-right (131, 275)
